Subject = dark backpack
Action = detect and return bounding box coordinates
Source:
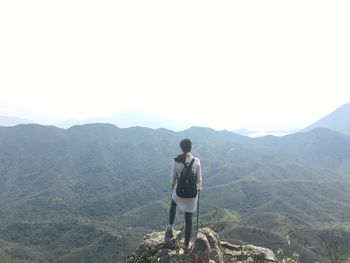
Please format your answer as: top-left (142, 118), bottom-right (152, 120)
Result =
top-left (176, 158), bottom-right (198, 198)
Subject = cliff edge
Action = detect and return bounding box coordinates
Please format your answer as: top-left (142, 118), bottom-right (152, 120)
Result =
top-left (125, 228), bottom-right (277, 263)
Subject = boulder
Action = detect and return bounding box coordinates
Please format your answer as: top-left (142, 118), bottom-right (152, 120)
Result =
top-left (125, 228), bottom-right (277, 263)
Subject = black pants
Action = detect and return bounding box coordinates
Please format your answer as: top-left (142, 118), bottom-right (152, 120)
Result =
top-left (169, 199), bottom-right (193, 246)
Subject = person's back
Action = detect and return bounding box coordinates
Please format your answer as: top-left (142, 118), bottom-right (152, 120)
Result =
top-left (166, 138), bottom-right (202, 253)
top-left (176, 157), bottom-right (197, 198)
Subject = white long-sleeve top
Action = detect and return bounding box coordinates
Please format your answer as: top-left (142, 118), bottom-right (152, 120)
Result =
top-left (171, 152), bottom-right (202, 213)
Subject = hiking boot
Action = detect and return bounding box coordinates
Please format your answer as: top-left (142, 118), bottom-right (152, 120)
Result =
top-left (183, 241), bottom-right (193, 254)
top-left (165, 227), bottom-right (174, 239)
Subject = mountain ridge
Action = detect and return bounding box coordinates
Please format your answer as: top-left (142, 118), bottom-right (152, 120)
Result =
top-left (304, 103), bottom-right (350, 136)
top-left (2, 102), bottom-right (350, 136)
top-left (0, 115), bottom-right (34, 127)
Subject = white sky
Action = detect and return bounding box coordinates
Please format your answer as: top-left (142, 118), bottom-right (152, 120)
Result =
top-left (1, 1), bottom-right (350, 130)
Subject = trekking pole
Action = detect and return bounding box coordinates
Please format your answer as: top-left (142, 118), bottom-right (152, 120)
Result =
top-left (196, 192), bottom-right (200, 236)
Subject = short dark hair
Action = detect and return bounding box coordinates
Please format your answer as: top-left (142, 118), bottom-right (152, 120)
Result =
top-left (180, 138), bottom-right (192, 153)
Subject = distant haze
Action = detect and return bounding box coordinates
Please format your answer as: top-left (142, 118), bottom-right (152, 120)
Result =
top-left (1, 1), bottom-right (350, 131)
top-left (54, 111), bottom-right (191, 131)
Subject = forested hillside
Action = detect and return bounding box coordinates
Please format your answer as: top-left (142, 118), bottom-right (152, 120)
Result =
top-left (0, 124), bottom-right (349, 262)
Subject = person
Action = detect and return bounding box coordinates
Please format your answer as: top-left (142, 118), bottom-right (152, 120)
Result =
top-left (165, 138), bottom-right (202, 252)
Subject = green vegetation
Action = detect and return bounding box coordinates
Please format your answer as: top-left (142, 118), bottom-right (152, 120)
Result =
top-left (0, 124), bottom-right (350, 262)
top-left (0, 220), bottom-right (134, 262)
top-left (276, 248), bottom-right (300, 263)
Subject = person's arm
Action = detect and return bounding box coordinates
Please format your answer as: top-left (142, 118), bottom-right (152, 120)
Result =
top-left (171, 160), bottom-right (177, 190)
top-left (196, 158), bottom-right (202, 192)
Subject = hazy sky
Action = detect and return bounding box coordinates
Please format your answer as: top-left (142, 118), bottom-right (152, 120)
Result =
top-left (1, 1), bottom-right (349, 130)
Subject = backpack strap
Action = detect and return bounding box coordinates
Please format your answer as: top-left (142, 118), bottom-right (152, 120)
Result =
top-left (183, 158), bottom-right (195, 168)
top-left (189, 158), bottom-right (195, 167)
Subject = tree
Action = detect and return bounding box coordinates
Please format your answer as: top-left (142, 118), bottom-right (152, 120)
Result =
top-left (317, 229), bottom-right (348, 263)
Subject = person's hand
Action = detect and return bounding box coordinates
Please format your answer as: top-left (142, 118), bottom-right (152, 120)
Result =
top-left (197, 186), bottom-right (202, 192)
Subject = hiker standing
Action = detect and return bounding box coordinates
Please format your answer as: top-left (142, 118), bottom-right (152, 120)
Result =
top-left (166, 138), bottom-right (202, 252)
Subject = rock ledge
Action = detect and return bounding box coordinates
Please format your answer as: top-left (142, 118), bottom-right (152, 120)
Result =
top-left (125, 228), bottom-right (277, 263)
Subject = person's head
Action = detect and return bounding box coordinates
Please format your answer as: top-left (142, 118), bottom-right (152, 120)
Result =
top-left (174, 138), bottom-right (192, 162)
top-left (180, 138), bottom-right (192, 153)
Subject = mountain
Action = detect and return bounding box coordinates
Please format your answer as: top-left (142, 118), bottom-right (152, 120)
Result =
top-left (54, 111), bottom-right (190, 131)
top-left (304, 103), bottom-right (350, 136)
top-left (0, 124), bottom-right (349, 262)
top-left (0, 116), bottom-right (34, 126)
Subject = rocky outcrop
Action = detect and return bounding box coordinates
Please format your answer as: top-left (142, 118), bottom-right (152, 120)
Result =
top-left (125, 228), bottom-right (277, 263)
